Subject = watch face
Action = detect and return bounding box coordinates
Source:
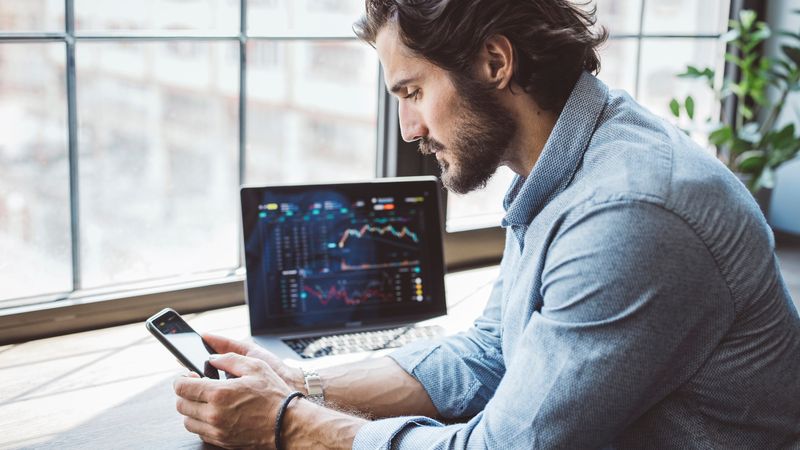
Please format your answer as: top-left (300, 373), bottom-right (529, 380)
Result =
top-left (303, 370), bottom-right (324, 399)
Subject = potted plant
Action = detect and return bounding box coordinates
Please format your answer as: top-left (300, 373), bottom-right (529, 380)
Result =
top-left (668, 9), bottom-right (800, 212)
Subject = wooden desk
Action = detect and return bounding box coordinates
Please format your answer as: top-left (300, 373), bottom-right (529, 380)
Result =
top-left (0, 266), bottom-right (499, 450)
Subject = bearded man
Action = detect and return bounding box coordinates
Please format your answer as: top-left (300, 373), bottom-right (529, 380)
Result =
top-left (173, 1), bottom-right (800, 448)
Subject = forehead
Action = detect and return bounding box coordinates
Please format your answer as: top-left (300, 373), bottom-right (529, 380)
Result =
top-left (375, 24), bottom-right (439, 89)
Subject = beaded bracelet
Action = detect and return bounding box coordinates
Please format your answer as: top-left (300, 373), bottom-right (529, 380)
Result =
top-left (274, 390), bottom-right (305, 450)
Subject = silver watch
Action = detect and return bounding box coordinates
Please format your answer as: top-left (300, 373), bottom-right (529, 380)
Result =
top-left (302, 368), bottom-right (324, 404)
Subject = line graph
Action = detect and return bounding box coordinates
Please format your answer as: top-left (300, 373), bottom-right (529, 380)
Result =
top-left (300, 271), bottom-right (401, 308)
top-left (338, 224), bottom-right (419, 248)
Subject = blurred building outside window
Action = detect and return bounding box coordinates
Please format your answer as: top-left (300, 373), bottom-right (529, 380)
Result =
top-left (0, 0), bottom-right (377, 305)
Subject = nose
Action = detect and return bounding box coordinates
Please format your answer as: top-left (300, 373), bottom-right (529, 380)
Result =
top-left (398, 101), bottom-right (427, 143)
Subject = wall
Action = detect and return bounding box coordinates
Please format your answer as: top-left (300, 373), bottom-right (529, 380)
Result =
top-left (766, 0), bottom-right (800, 235)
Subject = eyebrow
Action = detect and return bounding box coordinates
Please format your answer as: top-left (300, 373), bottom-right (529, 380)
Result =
top-left (389, 76), bottom-right (419, 95)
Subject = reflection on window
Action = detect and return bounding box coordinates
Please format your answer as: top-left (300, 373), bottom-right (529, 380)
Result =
top-left (77, 41), bottom-right (240, 289)
top-left (246, 41), bottom-right (377, 185)
top-left (0, 43), bottom-right (71, 302)
top-left (248, 0), bottom-right (364, 37)
top-left (75, 0), bottom-right (240, 33)
top-left (0, 0), bottom-right (63, 32)
top-left (0, 1), bottom-right (379, 304)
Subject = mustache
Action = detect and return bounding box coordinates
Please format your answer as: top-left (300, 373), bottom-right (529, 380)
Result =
top-left (418, 137), bottom-right (445, 155)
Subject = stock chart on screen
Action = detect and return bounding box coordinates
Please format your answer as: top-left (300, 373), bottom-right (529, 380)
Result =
top-left (255, 193), bottom-right (432, 318)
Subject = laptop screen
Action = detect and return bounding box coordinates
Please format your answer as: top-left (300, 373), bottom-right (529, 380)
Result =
top-left (241, 177), bottom-right (447, 334)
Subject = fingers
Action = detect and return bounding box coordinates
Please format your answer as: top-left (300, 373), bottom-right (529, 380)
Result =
top-left (173, 375), bottom-right (213, 402)
top-left (183, 415), bottom-right (225, 447)
top-left (176, 397), bottom-right (214, 423)
top-left (202, 333), bottom-right (252, 356)
top-left (207, 352), bottom-right (263, 377)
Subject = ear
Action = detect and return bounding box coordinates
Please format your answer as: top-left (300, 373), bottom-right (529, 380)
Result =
top-left (477, 34), bottom-right (515, 90)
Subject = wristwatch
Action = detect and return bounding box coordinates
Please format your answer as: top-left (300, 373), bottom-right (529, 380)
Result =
top-left (302, 368), bottom-right (324, 404)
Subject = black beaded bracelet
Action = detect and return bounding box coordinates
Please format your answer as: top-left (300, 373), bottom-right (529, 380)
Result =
top-left (275, 390), bottom-right (305, 450)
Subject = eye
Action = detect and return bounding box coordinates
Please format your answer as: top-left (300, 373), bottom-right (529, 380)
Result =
top-left (405, 89), bottom-right (420, 101)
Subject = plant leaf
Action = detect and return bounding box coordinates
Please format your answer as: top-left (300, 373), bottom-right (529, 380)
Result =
top-left (782, 45), bottom-right (800, 67)
top-left (739, 9), bottom-right (757, 30)
top-left (736, 150), bottom-right (767, 173)
top-left (778, 30), bottom-right (800, 42)
top-left (669, 98), bottom-right (680, 118)
top-left (709, 126), bottom-right (733, 146)
top-left (721, 28), bottom-right (741, 43)
top-left (739, 122), bottom-right (762, 143)
top-left (754, 166), bottom-right (776, 191)
top-left (740, 104), bottom-right (754, 120)
top-left (685, 96), bottom-right (695, 119)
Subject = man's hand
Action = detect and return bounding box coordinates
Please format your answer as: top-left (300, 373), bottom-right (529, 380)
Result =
top-left (173, 352), bottom-right (293, 448)
top-left (202, 333), bottom-right (304, 390)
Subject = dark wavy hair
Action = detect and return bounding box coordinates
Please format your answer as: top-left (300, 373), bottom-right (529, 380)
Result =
top-left (354, 0), bottom-right (607, 112)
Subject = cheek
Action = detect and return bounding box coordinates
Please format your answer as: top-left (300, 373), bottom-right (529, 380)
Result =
top-left (427, 94), bottom-right (460, 140)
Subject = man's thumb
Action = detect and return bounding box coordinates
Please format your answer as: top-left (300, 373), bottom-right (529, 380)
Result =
top-left (207, 352), bottom-right (259, 377)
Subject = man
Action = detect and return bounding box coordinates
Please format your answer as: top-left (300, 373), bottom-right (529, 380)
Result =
top-left (174, 1), bottom-right (800, 448)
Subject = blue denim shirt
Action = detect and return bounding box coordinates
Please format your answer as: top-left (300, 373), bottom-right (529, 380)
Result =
top-left (353, 72), bottom-right (800, 449)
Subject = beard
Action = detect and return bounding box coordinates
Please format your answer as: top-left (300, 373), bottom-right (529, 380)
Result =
top-left (418, 75), bottom-right (517, 195)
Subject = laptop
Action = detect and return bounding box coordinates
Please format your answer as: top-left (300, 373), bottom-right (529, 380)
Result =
top-left (240, 176), bottom-right (448, 366)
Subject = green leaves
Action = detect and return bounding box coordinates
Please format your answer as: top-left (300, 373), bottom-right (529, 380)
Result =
top-left (678, 66), bottom-right (715, 80)
top-left (709, 126), bottom-right (733, 146)
top-left (735, 150), bottom-right (766, 173)
top-left (666, 8), bottom-right (800, 193)
top-left (781, 45), bottom-right (800, 67)
top-left (685, 96), bottom-right (695, 119)
top-left (667, 96), bottom-right (696, 120)
top-left (740, 9), bottom-right (757, 30)
top-left (669, 99), bottom-right (680, 118)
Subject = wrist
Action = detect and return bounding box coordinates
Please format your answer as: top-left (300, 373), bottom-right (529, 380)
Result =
top-left (288, 366), bottom-right (305, 392)
top-left (283, 398), bottom-right (366, 450)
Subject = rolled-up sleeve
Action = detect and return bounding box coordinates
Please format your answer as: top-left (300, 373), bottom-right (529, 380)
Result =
top-left (353, 200), bottom-right (734, 449)
top-left (387, 260), bottom-right (508, 418)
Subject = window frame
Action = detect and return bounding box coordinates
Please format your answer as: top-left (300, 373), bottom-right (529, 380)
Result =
top-left (0, 0), bottom-right (746, 343)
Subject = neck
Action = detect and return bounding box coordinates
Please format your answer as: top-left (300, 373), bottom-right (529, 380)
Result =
top-left (502, 93), bottom-right (559, 177)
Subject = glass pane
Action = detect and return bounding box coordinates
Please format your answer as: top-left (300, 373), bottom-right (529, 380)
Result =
top-left (586, 0), bottom-right (643, 36)
top-left (0, 43), bottom-right (71, 302)
top-left (597, 38), bottom-right (637, 94)
top-left (245, 40), bottom-right (377, 184)
top-left (76, 41), bottom-right (240, 289)
top-left (447, 166), bottom-right (516, 232)
top-left (0, 0), bottom-right (64, 32)
top-left (75, 0), bottom-right (239, 34)
top-left (248, 0), bottom-right (364, 37)
top-left (638, 38), bottom-right (725, 146)
top-left (643, 0), bottom-right (730, 35)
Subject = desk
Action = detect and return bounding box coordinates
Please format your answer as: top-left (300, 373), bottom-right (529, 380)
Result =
top-left (0, 266), bottom-right (499, 449)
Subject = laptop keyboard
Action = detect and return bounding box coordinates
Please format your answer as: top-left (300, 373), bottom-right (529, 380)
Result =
top-left (283, 325), bottom-right (444, 359)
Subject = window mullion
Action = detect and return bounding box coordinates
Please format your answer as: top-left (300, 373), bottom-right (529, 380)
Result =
top-left (633, 0), bottom-right (646, 99)
top-left (376, 65), bottom-right (398, 177)
top-left (65, 0), bottom-right (82, 291)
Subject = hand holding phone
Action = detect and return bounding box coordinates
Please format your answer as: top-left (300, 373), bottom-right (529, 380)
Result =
top-left (145, 308), bottom-right (221, 379)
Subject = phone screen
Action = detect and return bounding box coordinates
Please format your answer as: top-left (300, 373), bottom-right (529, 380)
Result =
top-left (151, 310), bottom-right (220, 379)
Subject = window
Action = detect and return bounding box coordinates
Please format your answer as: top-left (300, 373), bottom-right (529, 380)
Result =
top-left (445, 0), bottom-right (733, 232)
top-left (0, 1), bottom-right (376, 319)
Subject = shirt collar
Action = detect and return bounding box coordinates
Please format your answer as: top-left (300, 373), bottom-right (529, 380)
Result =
top-left (502, 71), bottom-right (609, 228)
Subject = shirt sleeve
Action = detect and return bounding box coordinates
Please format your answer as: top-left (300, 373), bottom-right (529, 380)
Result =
top-left (353, 200), bottom-right (734, 449)
top-left (386, 240), bottom-right (509, 418)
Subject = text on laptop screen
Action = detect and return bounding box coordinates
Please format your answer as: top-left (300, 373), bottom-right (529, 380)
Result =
top-left (241, 179), bottom-right (446, 332)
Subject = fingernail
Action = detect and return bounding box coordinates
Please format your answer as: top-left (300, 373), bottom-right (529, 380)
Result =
top-left (209, 354), bottom-right (220, 360)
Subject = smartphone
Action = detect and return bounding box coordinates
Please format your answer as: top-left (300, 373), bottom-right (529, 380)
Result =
top-left (145, 308), bottom-right (220, 379)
